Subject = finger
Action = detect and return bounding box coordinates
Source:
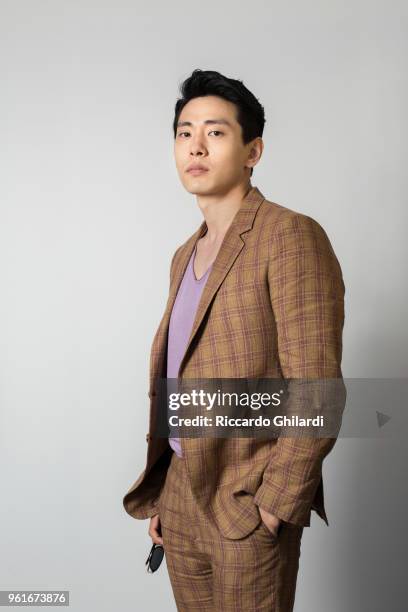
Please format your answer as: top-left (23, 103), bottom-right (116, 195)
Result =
top-left (151, 533), bottom-right (163, 545)
top-left (149, 526), bottom-right (163, 546)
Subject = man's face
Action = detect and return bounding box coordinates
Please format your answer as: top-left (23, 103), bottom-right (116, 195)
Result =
top-left (174, 95), bottom-right (257, 195)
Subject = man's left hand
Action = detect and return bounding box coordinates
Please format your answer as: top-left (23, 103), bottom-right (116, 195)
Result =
top-left (258, 506), bottom-right (282, 538)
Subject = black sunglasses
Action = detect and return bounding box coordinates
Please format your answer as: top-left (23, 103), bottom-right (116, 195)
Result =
top-left (145, 543), bottom-right (164, 573)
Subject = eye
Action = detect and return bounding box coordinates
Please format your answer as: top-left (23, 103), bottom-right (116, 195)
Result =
top-left (177, 131), bottom-right (190, 138)
top-left (209, 130), bottom-right (223, 136)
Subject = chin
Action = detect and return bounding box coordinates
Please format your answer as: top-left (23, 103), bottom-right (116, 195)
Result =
top-left (187, 186), bottom-right (211, 195)
top-left (182, 181), bottom-right (211, 195)
top-left (182, 177), bottom-right (221, 196)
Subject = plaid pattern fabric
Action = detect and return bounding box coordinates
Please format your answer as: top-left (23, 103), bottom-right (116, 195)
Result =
top-left (123, 185), bottom-right (346, 538)
top-left (158, 451), bottom-right (304, 611)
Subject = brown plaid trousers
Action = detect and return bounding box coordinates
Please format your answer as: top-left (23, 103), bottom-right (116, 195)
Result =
top-left (158, 450), bottom-right (304, 611)
top-left (123, 184), bottom-right (345, 537)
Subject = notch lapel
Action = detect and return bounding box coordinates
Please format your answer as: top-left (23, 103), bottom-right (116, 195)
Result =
top-left (149, 185), bottom-right (266, 388)
top-left (178, 186), bottom-right (265, 376)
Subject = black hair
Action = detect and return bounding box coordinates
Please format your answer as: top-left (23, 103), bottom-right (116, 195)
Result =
top-left (173, 69), bottom-right (266, 177)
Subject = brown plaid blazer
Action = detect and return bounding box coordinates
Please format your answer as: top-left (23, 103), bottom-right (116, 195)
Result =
top-left (123, 185), bottom-right (345, 539)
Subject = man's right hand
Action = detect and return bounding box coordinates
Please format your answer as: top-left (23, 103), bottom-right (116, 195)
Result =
top-left (149, 514), bottom-right (163, 546)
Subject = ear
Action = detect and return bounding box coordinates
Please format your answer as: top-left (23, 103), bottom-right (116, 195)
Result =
top-left (246, 137), bottom-right (264, 171)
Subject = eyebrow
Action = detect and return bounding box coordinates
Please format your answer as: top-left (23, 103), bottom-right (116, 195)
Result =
top-left (176, 118), bottom-right (233, 129)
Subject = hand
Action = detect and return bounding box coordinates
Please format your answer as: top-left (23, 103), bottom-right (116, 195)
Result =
top-left (258, 507), bottom-right (282, 538)
top-left (148, 513), bottom-right (163, 546)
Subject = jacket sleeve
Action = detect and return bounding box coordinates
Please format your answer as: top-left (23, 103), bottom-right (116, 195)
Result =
top-left (253, 212), bottom-right (346, 527)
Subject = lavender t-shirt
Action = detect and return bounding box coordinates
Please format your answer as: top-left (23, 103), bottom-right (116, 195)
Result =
top-left (167, 243), bottom-right (213, 457)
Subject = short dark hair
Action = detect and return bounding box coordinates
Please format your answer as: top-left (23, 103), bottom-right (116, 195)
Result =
top-left (173, 69), bottom-right (266, 177)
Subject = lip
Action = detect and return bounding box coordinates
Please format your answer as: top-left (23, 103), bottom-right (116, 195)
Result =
top-left (187, 168), bottom-right (209, 176)
top-left (186, 163), bottom-right (209, 174)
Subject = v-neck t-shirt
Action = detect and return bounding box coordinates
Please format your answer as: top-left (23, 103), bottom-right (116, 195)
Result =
top-left (166, 244), bottom-right (213, 457)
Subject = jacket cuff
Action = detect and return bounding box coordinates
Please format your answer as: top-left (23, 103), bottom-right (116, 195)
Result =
top-left (145, 505), bottom-right (160, 518)
top-left (253, 483), bottom-right (312, 527)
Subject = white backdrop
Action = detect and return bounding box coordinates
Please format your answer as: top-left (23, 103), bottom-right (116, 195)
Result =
top-left (0, 1), bottom-right (407, 610)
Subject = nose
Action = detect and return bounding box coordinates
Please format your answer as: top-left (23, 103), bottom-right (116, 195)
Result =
top-left (189, 131), bottom-right (207, 156)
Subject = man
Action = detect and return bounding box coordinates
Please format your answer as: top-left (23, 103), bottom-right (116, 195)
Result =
top-left (123, 69), bottom-right (345, 611)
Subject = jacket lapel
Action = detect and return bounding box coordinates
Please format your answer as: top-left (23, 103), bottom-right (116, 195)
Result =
top-left (150, 185), bottom-right (266, 386)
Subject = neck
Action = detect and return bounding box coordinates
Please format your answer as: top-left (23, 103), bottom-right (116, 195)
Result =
top-left (196, 181), bottom-right (253, 244)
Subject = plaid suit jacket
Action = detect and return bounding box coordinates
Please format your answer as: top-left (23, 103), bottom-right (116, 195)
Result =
top-left (123, 185), bottom-right (346, 539)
